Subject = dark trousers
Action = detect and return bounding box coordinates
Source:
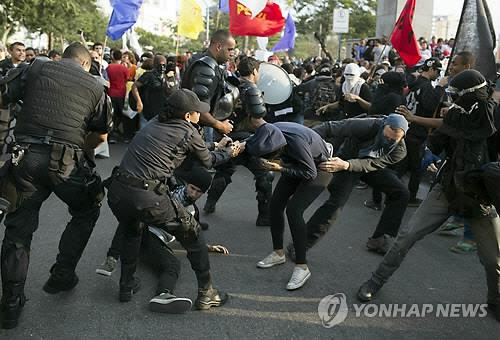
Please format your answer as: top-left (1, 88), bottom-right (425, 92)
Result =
top-left (107, 180), bottom-right (210, 290)
top-left (306, 168), bottom-right (410, 249)
top-left (270, 171), bottom-right (332, 264)
top-left (140, 231), bottom-right (181, 294)
top-left (398, 136), bottom-right (426, 199)
top-left (105, 225), bottom-right (183, 295)
top-left (1, 146), bottom-right (101, 299)
top-left (206, 150), bottom-right (274, 215)
top-left (110, 96), bottom-right (138, 139)
top-left (371, 184), bottom-right (500, 306)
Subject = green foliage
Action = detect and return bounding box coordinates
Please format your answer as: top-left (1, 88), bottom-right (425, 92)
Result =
top-left (135, 27), bottom-right (176, 54)
top-left (0, 0), bottom-right (109, 47)
top-left (295, 0), bottom-right (376, 39)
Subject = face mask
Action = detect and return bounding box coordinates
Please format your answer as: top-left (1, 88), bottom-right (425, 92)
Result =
top-left (381, 135), bottom-right (397, 151)
top-left (156, 64), bottom-right (166, 73)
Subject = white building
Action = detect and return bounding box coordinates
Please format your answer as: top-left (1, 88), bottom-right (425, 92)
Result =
top-left (376, 0), bottom-right (434, 40)
top-left (431, 15), bottom-right (459, 40)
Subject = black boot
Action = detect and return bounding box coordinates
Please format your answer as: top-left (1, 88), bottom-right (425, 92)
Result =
top-left (1, 294), bottom-right (26, 329)
top-left (119, 261), bottom-right (141, 302)
top-left (256, 200), bottom-right (271, 227)
top-left (204, 177), bottom-right (227, 214)
top-left (1, 282), bottom-right (26, 329)
top-left (42, 264), bottom-right (79, 294)
top-left (487, 303), bottom-right (500, 322)
top-left (119, 277), bottom-right (141, 302)
top-left (357, 279), bottom-right (383, 302)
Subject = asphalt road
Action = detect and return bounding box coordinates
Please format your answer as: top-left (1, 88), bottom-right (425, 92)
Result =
top-left (1, 143), bottom-right (498, 339)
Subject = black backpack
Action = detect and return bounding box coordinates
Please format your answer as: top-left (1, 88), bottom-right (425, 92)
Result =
top-left (312, 77), bottom-right (338, 113)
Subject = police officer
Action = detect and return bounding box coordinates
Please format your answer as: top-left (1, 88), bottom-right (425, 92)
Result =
top-left (106, 89), bottom-right (243, 310)
top-left (0, 42), bottom-right (112, 329)
top-left (203, 56), bottom-right (274, 226)
top-left (181, 29), bottom-right (236, 136)
top-left (357, 71), bottom-right (500, 322)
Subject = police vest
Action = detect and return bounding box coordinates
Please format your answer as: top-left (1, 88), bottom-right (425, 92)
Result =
top-left (15, 60), bottom-right (103, 148)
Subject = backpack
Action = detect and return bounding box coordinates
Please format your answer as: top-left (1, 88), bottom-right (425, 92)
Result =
top-left (312, 77), bottom-right (338, 112)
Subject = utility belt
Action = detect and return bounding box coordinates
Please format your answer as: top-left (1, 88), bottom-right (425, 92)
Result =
top-left (108, 167), bottom-right (169, 195)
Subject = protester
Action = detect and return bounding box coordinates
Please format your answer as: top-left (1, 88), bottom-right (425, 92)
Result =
top-left (24, 47), bottom-right (36, 64)
top-left (0, 42), bottom-right (26, 76)
top-left (107, 49), bottom-right (132, 143)
top-left (247, 121), bottom-right (333, 290)
top-left (357, 71), bottom-right (499, 325)
top-left (400, 57), bottom-right (446, 207)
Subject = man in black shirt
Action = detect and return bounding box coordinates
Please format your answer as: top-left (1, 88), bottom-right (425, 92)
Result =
top-left (401, 57), bottom-right (446, 206)
top-left (132, 55), bottom-right (169, 121)
top-left (0, 42), bottom-right (26, 76)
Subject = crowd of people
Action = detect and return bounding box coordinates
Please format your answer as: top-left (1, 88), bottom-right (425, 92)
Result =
top-left (0, 28), bottom-right (499, 330)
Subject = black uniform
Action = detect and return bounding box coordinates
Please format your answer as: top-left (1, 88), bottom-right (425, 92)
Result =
top-left (181, 53), bottom-right (234, 118)
top-left (204, 78), bottom-right (274, 225)
top-left (0, 58), bottom-right (112, 329)
top-left (106, 116), bottom-right (231, 303)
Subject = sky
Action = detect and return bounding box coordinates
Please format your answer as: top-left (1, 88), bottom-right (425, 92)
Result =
top-left (434, 0), bottom-right (500, 35)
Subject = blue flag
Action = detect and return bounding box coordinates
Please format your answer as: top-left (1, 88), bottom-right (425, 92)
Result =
top-left (219, 0), bottom-right (229, 13)
top-left (272, 14), bottom-right (296, 52)
top-left (106, 0), bottom-right (144, 40)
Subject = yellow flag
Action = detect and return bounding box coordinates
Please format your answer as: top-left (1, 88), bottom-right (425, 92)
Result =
top-left (178, 0), bottom-right (204, 39)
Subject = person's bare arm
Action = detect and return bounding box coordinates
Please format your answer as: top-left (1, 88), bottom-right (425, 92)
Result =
top-left (131, 82), bottom-right (143, 113)
top-left (84, 132), bottom-right (108, 150)
top-left (395, 105), bottom-right (443, 129)
top-left (199, 112), bottom-right (233, 134)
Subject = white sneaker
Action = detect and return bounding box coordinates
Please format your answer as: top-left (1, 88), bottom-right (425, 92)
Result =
top-left (257, 251), bottom-right (285, 268)
top-left (286, 266), bottom-right (311, 290)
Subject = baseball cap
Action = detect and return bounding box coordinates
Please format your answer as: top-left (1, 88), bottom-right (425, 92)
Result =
top-left (246, 123), bottom-right (287, 157)
top-left (167, 89), bottom-right (210, 114)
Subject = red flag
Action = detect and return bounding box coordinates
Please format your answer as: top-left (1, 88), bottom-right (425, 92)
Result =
top-left (390, 0), bottom-right (421, 67)
top-left (229, 0), bottom-right (285, 37)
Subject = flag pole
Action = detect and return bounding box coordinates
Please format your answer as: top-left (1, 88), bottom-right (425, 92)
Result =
top-left (368, 29), bottom-right (395, 81)
top-left (429, 0), bottom-right (468, 120)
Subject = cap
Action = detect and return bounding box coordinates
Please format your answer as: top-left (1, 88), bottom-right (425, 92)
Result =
top-left (421, 57), bottom-right (442, 71)
top-left (246, 123), bottom-right (287, 157)
top-left (385, 114), bottom-right (409, 135)
top-left (167, 89), bottom-right (210, 114)
top-left (184, 166), bottom-right (213, 193)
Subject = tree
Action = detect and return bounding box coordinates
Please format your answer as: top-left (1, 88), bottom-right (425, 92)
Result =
top-left (0, 0), bottom-right (25, 45)
top-left (295, 0), bottom-right (376, 39)
top-left (0, 0), bottom-right (109, 49)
